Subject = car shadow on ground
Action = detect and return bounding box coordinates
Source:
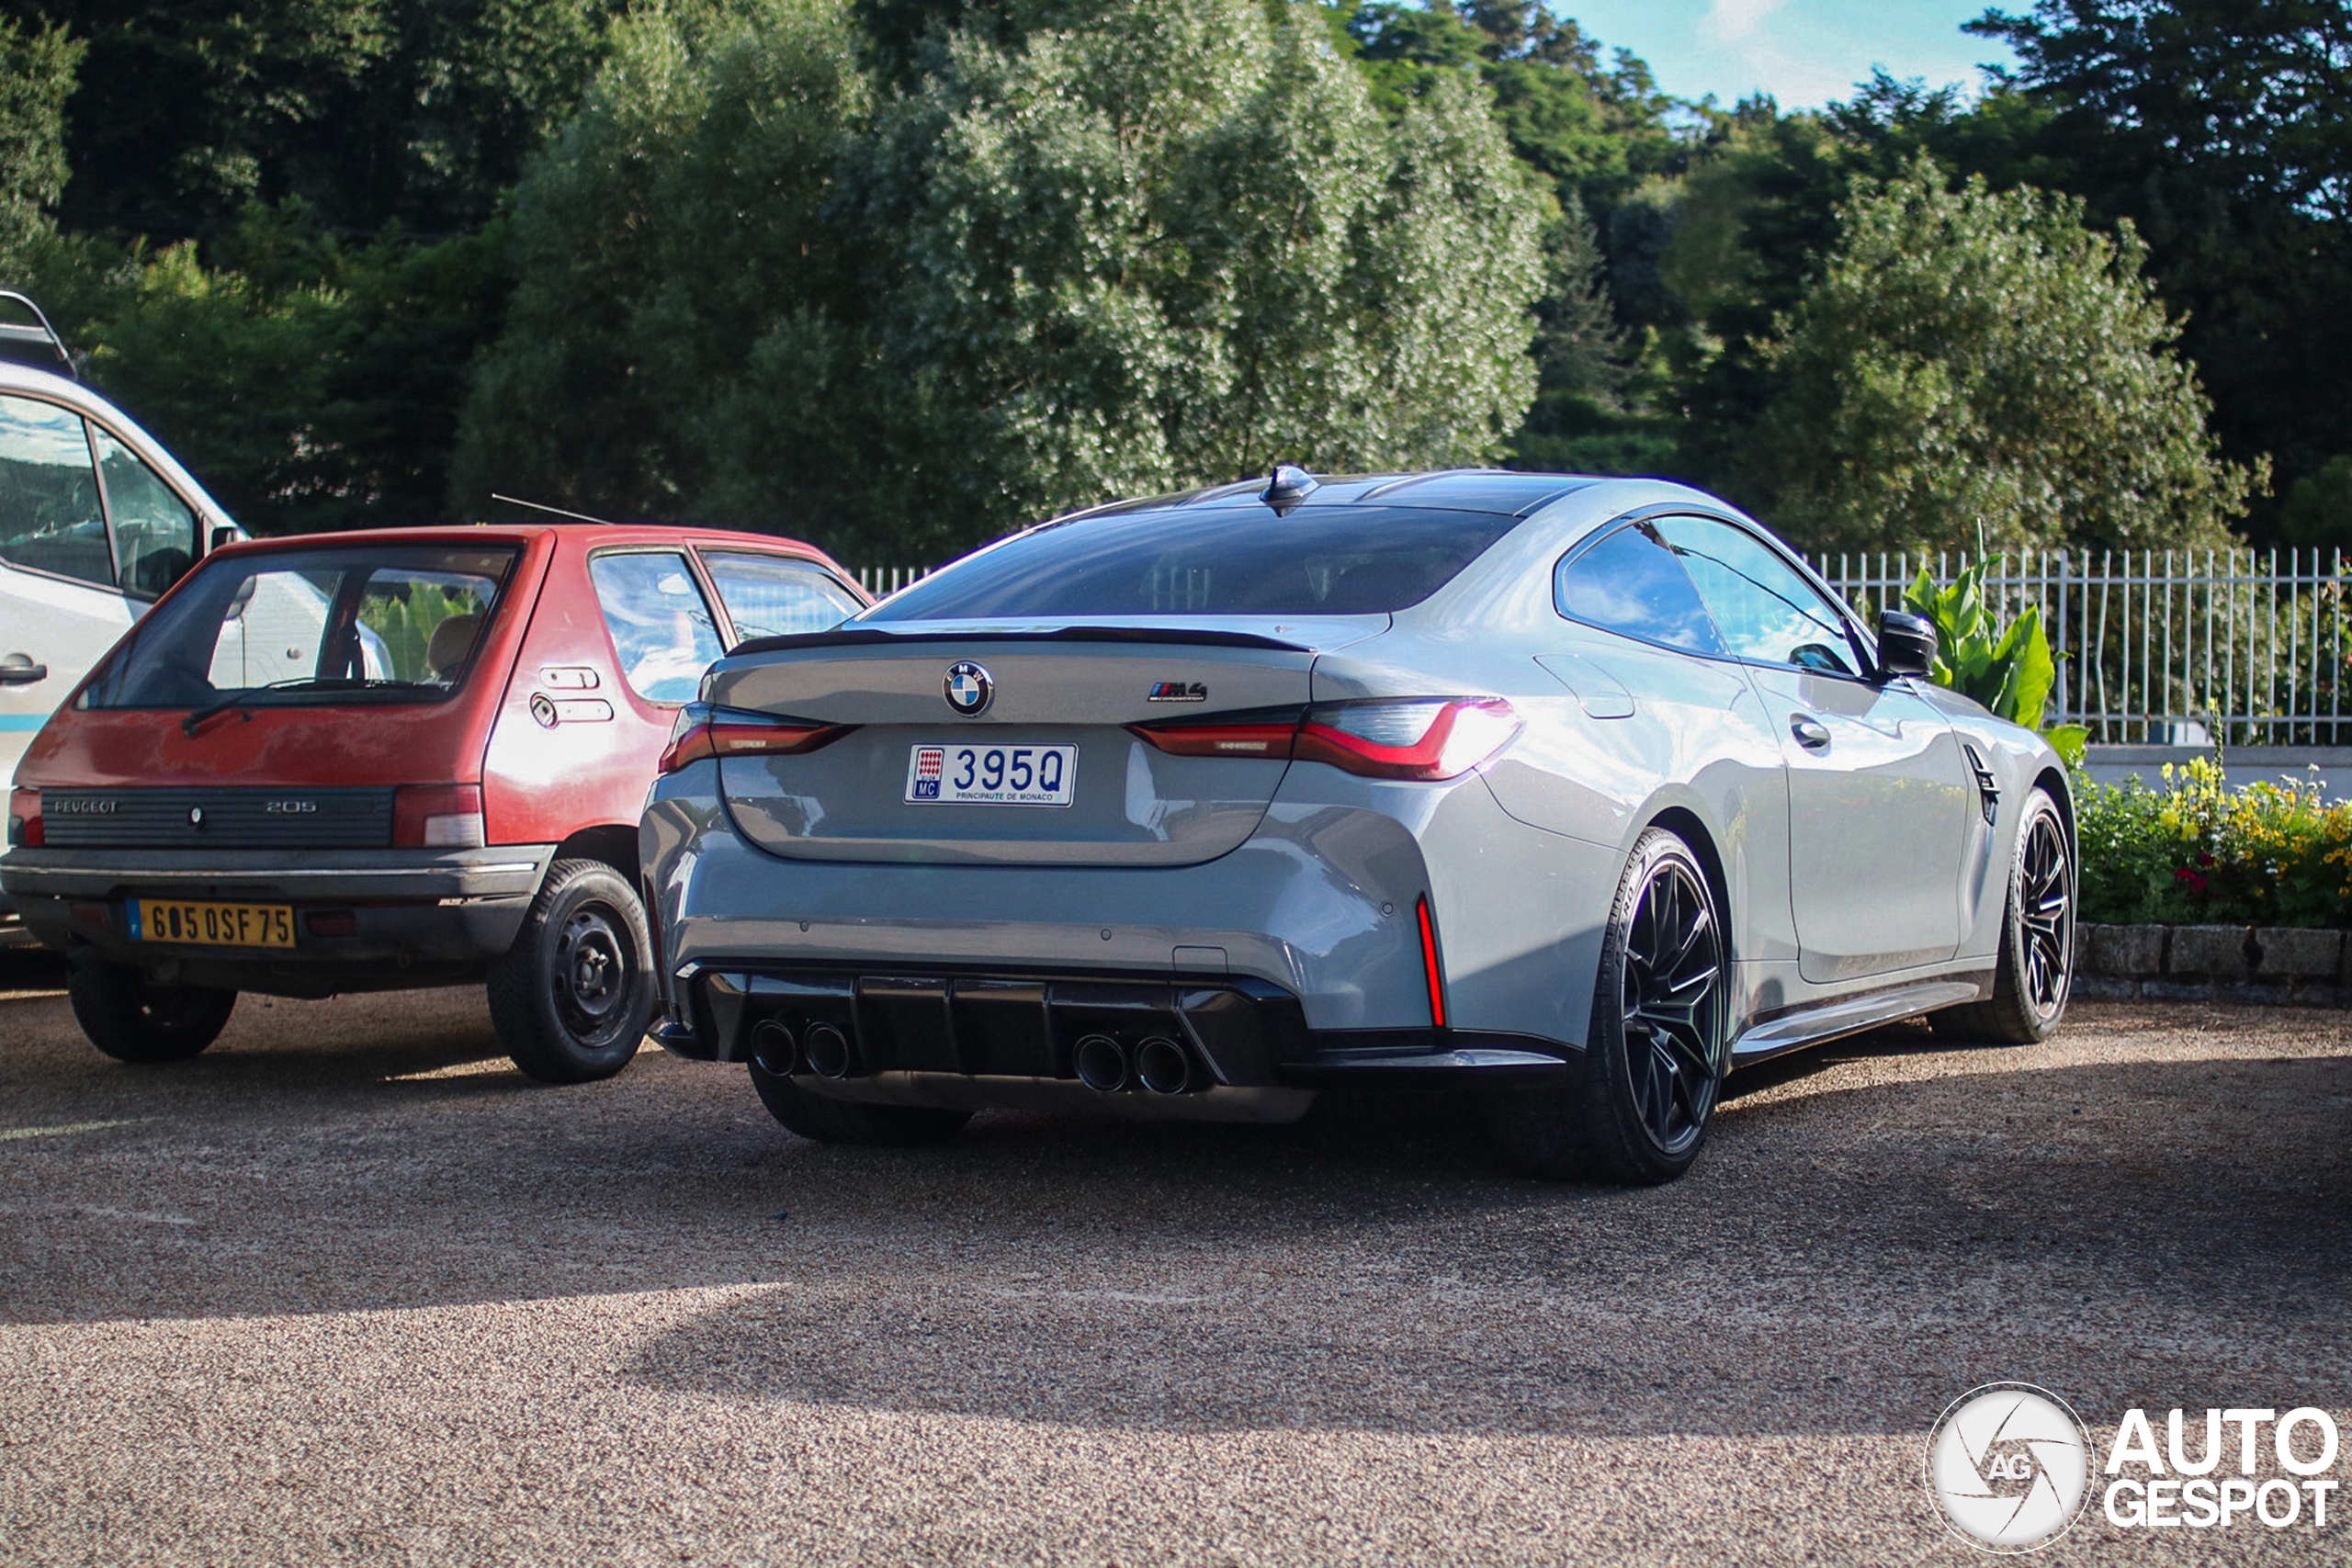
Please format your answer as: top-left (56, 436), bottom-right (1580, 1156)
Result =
top-left (6, 988), bottom-right (2350, 1439)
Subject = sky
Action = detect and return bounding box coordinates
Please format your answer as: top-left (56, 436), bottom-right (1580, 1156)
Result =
top-left (1553, 0), bottom-right (2019, 111)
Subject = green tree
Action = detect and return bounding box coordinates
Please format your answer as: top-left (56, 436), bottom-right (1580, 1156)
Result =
top-left (1969, 0), bottom-right (2352, 534)
top-left (1735, 154), bottom-right (2257, 558)
top-left (0, 17), bottom-right (81, 274)
top-left (456, 0), bottom-right (1546, 560)
top-left (5, 0), bottom-right (640, 243)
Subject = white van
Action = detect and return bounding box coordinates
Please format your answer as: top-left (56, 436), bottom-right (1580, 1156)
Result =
top-left (0, 294), bottom-right (240, 936)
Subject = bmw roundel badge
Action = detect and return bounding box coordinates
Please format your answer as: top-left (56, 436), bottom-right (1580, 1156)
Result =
top-left (944, 660), bottom-right (993, 716)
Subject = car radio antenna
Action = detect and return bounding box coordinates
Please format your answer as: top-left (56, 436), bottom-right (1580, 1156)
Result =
top-left (491, 492), bottom-right (618, 525)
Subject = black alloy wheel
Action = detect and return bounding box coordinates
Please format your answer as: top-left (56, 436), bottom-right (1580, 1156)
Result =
top-left (1488, 827), bottom-right (1727, 1184)
top-left (1933, 786), bottom-right (2075, 1045)
top-left (2017, 807), bottom-right (2072, 1018)
top-left (1618, 850), bottom-right (1725, 1156)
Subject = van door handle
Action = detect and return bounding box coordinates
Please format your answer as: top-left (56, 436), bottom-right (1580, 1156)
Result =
top-left (1790, 715), bottom-right (1830, 751)
top-left (0, 653), bottom-right (47, 684)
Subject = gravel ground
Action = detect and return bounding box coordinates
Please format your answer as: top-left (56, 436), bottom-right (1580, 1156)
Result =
top-left (1, 953), bottom-right (2347, 1566)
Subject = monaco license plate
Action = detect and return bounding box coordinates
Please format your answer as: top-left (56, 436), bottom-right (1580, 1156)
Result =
top-left (905, 743), bottom-right (1077, 807)
top-left (127, 898), bottom-right (295, 949)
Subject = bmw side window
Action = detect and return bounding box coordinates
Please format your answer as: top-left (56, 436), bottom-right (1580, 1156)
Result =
top-left (589, 550), bottom-right (724, 704)
top-left (0, 395), bottom-right (112, 590)
top-left (1555, 521), bottom-right (1726, 655)
top-left (699, 549), bottom-right (861, 641)
top-left (89, 425), bottom-right (198, 598)
top-left (1655, 516), bottom-right (1860, 676)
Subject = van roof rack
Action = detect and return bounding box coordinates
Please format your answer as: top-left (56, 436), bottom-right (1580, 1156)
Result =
top-left (0, 291), bottom-right (74, 380)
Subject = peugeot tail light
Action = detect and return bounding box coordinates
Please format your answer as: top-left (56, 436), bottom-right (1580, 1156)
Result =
top-left (6, 787), bottom-right (40, 848)
top-left (393, 784), bottom-right (485, 848)
top-left (658, 704), bottom-right (855, 775)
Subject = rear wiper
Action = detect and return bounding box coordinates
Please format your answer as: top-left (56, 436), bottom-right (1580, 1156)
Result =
top-left (181, 677), bottom-right (433, 736)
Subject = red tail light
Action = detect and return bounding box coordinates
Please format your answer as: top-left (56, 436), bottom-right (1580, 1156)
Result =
top-left (658, 704), bottom-right (855, 775)
top-left (393, 784), bottom-right (484, 848)
top-left (1126, 720), bottom-right (1299, 759)
top-left (6, 788), bottom-right (40, 848)
top-left (1129, 698), bottom-right (1518, 782)
top-left (1418, 895), bottom-right (1447, 1028)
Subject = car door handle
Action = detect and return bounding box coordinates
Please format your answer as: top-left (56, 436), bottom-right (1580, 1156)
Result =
top-left (0, 653), bottom-right (48, 685)
top-left (1790, 715), bottom-right (1830, 751)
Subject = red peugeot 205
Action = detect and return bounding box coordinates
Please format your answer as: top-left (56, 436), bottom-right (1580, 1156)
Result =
top-left (2, 523), bottom-right (866, 1080)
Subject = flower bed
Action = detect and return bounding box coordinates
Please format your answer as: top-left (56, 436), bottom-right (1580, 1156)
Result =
top-left (2075, 757), bottom-right (2352, 929)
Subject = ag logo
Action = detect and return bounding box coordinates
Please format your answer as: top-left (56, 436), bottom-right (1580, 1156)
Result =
top-left (944, 660), bottom-right (993, 717)
top-left (1925, 1383), bottom-right (2090, 1552)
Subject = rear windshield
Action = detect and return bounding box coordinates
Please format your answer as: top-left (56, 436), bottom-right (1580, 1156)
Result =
top-left (81, 542), bottom-right (520, 710)
top-left (863, 505), bottom-right (1523, 621)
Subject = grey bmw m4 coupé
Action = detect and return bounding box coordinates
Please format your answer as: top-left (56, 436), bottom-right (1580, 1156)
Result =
top-left (639, 468), bottom-right (2074, 1183)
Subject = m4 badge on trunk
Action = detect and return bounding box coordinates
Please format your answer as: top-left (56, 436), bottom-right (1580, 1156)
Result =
top-left (1148, 681), bottom-right (1208, 703)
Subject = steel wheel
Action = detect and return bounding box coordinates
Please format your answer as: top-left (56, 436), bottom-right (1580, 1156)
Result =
top-left (553, 903), bottom-right (631, 1044)
top-left (2018, 809), bottom-right (2072, 1018)
top-left (1620, 854), bottom-right (1724, 1155)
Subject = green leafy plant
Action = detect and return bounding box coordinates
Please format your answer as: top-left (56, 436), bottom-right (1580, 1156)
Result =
top-left (1897, 554), bottom-right (2090, 765)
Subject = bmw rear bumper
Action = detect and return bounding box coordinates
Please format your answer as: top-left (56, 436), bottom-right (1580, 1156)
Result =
top-left (642, 757), bottom-right (1617, 1113)
top-left (657, 960), bottom-right (1574, 1122)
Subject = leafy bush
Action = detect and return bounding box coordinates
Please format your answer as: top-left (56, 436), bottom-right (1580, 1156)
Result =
top-left (2075, 756), bottom-right (2352, 929)
top-left (1874, 552), bottom-right (2090, 763)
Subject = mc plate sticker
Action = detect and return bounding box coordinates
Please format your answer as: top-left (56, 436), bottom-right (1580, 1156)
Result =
top-left (905, 744), bottom-right (1076, 807)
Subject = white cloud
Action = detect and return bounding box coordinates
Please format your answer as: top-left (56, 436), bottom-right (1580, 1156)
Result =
top-left (1702, 0), bottom-right (1792, 44)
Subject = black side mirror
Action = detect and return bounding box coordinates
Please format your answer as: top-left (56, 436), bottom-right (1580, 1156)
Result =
top-left (209, 524), bottom-right (243, 552)
top-left (1877, 609), bottom-right (1938, 679)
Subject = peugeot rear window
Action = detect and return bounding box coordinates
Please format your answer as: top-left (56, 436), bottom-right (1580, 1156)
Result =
top-left (81, 542), bottom-right (521, 710)
top-left (863, 505), bottom-right (1523, 620)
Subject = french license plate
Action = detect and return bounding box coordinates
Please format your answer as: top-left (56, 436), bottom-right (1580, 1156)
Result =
top-left (905, 743), bottom-right (1077, 807)
top-left (127, 898), bottom-right (295, 949)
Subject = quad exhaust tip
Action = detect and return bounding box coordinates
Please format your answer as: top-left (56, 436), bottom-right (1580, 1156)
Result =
top-left (802, 1021), bottom-right (853, 1079)
top-left (1073, 1033), bottom-right (1130, 1092)
top-left (1134, 1034), bottom-right (1193, 1095)
top-left (748, 1019), bottom-right (799, 1077)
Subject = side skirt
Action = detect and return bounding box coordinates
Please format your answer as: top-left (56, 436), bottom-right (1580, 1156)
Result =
top-left (1727, 976), bottom-right (1993, 1067)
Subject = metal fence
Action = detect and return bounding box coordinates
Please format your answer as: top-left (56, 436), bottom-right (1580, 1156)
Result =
top-left (854, 566), bottom-right (933, 598)
top-left (1812, 549), bottom-right (2352, 746)
top-left (858, 551), bottom-right (2352, 745)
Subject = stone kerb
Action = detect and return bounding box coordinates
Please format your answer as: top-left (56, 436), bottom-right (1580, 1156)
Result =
top-left (2076, 923), bottom-right (2349, 1007)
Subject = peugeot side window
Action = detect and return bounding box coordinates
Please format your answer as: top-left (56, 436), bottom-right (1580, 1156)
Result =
top-left (699, 550), bottom-right (862, 642)
top-left (588, 550), bottom-right (724, 704)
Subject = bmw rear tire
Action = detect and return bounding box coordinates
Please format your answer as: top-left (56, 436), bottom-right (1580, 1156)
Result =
top-left (68, 961), bottom-right (237, 1063)
top-left (747, 1060), bottom-right (971, 1146)
top-left (487, 857), bottom-right (651, 1084)
top-left (1489, 827), bottom-right (1727, 1185)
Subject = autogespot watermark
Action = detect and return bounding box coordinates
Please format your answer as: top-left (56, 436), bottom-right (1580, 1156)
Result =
top-left (1926, 1383), bottom-right (2092, 1551)
top-left (1926, 1385), bottom-right (2342, 1551)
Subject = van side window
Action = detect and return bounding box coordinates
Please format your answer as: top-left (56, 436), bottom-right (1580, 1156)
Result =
top-left (0, 394), bottom-right (111, 590)
top-left (90, 426), bottom-right (198, 599)
top-left (588, 551), bottom-right (723, 704)
top-left (699, 550), bottom-right (861, 642)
